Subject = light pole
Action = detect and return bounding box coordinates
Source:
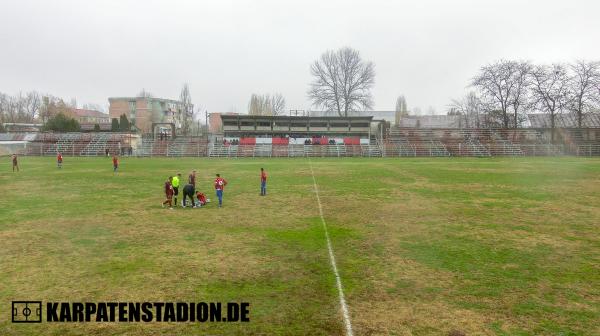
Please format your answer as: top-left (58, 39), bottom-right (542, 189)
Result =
top-left (205, 110), bottom-right (209, 140)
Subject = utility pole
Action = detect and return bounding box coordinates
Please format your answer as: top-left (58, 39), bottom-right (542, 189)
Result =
top-left (205, 110), bottom-right (209, 140)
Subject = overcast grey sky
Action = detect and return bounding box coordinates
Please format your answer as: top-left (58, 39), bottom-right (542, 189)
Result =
top-left (1, 0), bottom-right (599, 116)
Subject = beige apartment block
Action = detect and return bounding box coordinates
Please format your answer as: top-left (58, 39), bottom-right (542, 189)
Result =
top-left (108, 97), bottom-right (186, 133)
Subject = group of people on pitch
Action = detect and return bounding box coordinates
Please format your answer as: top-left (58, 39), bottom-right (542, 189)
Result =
top-left (162, 167), bottom-right (268, 210)
top-left (162, 170), bottom-right (211, 209)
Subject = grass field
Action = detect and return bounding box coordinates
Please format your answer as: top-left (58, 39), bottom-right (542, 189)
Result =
top-left (1, 156), bottom-right (599, 335)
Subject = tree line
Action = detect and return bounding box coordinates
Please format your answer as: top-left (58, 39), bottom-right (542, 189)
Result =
top-left (247, 93), bottom-right (286, 116)
top-left (451, 60), bottom-right (600, 129)
top-left (303, 47), bottom-right (600, 131)
top-left (0, 91), bottom-right (82, 124)
top-left (0, 91), bottom-right (87, 131)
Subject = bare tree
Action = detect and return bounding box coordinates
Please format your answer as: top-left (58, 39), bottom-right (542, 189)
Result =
top-left (40, 95), bottom-right (71, 123)
top-left (509, 61), bottom-right (532, 128)
top-left (450, 92), bottom-right (483, 128)
top-left (40, 95), bottom-right (52, 123)
top-left (308, 47), bottom-right (375, 116)
top-left (471, 60), bottom-right (531, 128)
top-left (179, 83), bottom-right (194, 135)
top-left (248, 94), bottom-right (261, 115)
top-left (395, 95), bottom-right (408, 126)
top-left (137, 89), bottom-right (154, 98)
top-left (1, 92), bottom-right (27, 123)
top-left (529, 64), bottom-right (570, 139)
top-left (0, 91), bottom-right (81, 124)
top-left (270, 93), bottom-right (286, 116)
top-left (0, 93), bottom-right (8, 123)
top-left (248, 94), bottom-right (271, 115)
top-left (248, 93), bottom-right (286, 116)
top-left (0, 93), bottom-right (18, 123)
top-left (23, 91), bottom-right (42, 122)
top-left (567, 60), bottom-right (600, 127)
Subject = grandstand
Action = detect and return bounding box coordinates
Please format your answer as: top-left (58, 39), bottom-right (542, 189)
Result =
top-left (209, 115), bottom-right (383, 157)
top-left (384, 127), bottom-right (574, 157)
top-left (17, 133), bottom-right (129, 156)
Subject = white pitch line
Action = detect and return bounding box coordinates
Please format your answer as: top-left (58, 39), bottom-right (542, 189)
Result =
top-left (308, 159), bottom-right (354, 336)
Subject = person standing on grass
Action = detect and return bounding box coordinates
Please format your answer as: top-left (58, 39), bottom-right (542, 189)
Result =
top-left (188, 170), bottom-right (197, 188)
top-left (214, 173), bottom-right (228, 207)
top-left (57, 152), bottom-right (63, 168)
top-left (162, 176), bottom-right (174, 209)
top-left (260, 167), bottom-right (267, 196)
top-left (172, 173), bottom-right (181, 207)
top-left (182, 183), bottom-right (196, 208)
top-left (12, 154), bottom-right (19, 172)
top-left (112, 154), bottom-right (119, 172)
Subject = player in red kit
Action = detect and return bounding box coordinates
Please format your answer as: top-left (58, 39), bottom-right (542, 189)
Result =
top-left (162, 176), bottom-right (174, 209)
top-left (195, 191), bottom-right (208, 207)
top-left (57, 152), bottom-right (63, 168)
top-left (214, 174), bottom-right (227, 207)
top-left (260, 167), bottom-right (267, 196)
top-left (112, 155), bottom-right (119, 172)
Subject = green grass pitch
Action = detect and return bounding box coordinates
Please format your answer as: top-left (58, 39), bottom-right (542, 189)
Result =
top-left (1, 157), bottom-right (599, 335)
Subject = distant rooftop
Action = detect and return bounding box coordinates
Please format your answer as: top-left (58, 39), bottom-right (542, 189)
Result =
top-left (397, 115), bottom-right (460, 128)
top-left (108, 97), bottom-right (182, 104)
top-left (70, 108), bottom-right (108, 118)
top-left (220, 114), bottom-right (373, 121)
top-left (528, 113), bottom-right (600, 128)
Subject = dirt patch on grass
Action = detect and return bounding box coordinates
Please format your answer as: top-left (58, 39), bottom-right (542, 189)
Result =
top-left (352, 300), bottom-right (498, 336)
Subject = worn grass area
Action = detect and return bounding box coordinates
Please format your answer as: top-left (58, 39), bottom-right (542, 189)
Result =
top-left (0, 157), bottom-right (599, 335)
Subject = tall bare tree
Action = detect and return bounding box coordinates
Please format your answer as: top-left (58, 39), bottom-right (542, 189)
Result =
top-left (248, 93), bottom-right (286, 116)
top-left (248, 94), bottom-right (262, 116)
top-left (568, 60), bottom-right (600, 127)
top-left (137, 89), bottom-right (154, 98)
top-left (450, 92), bottom-right (483, 128)
top-left (394, 95), bottom-right (408, 126)
top-left (0, 93), bottom-right (19, 123)
top-left (529, 64), bottom-right (570, 139)
top-left (179, 83), bottom-right (194, 135)
top-left (471, 60), bottom-right (531, 128)
top-left (509, 61), bottom-right (532, 128)
top-left (0, 93), bottom-right (8, 123)
top-left (23, 91), bottom-right (42, 122)
top-left (40, 95), bottom-right (71, 123)
top-left (308, 47), bottom-right (375, 116)
top-left (270, 93), bottom-right (286, 116)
